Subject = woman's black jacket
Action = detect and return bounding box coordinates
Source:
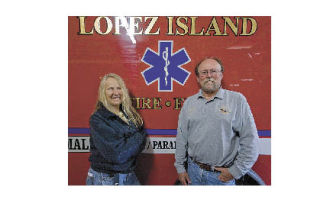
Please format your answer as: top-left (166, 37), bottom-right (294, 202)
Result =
top-left (88, 104), bottom-right (147, 174)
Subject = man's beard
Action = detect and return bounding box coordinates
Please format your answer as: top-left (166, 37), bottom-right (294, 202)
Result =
top-left (201, 79), bottom-right (220, 94)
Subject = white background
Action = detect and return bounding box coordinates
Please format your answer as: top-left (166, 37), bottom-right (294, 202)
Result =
top-left (1, 0), bottom-right (319, 212)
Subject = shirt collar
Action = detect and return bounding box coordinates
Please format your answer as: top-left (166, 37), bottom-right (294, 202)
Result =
top-left (197, 87), bottom-right (224, 101)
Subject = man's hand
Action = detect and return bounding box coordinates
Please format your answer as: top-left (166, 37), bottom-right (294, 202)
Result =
top-left (178, 172), bottom-right (191, 185)
top-left (214, 167), bottom-right (234, 182)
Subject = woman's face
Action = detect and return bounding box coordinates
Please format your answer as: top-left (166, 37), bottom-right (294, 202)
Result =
top-left (105, 77), bottom-right (123, 108)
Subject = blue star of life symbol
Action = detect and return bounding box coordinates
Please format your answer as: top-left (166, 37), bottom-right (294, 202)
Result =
top-left (141, 41), bottom-right (191, 92)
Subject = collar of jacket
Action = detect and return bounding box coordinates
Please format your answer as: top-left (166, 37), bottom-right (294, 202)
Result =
top-left (96, 102), bottom-right (119, 119)
top-left (96, 102), bottom-right (138, 129)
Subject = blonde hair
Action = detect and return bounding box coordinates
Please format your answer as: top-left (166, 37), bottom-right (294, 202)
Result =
top-left (95, 73), bottom-right (143, 127)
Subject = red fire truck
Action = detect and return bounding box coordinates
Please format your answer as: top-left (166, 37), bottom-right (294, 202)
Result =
top-left (68, 16), bottom-right (271, 185)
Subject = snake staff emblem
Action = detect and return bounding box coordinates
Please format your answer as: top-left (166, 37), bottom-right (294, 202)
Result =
top-left (162, 47), bottom-right (170, 86)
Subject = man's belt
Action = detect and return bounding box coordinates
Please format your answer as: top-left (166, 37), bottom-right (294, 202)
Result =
top-left (190, 157), bottom-right (227, 172)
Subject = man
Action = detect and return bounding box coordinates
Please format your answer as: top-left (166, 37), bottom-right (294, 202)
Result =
top-left (174, 57), bottom-right (259, 185)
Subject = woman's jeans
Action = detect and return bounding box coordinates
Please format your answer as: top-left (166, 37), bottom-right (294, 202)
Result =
top-left (86, 167), bottom-right (140, 185)
top-left (188, 158), bottom-right (235, 185)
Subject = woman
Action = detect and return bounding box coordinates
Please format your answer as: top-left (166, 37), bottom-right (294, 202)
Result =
top-left (86, 73), bottom-right (146, 185)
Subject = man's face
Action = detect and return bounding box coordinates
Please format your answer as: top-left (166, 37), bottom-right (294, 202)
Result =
top-left (105, 77), bottom-right (123, 107)
top-left (196, 59), bottom-right (223, 94)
